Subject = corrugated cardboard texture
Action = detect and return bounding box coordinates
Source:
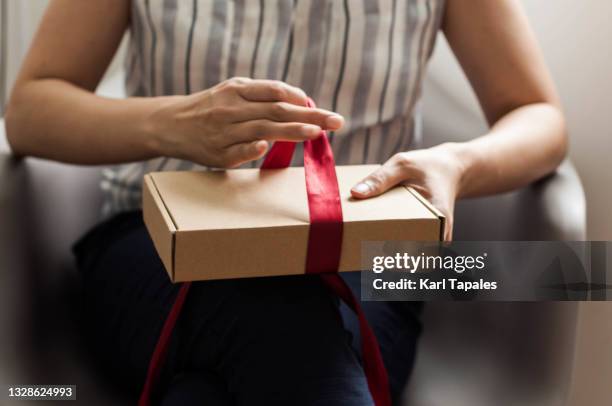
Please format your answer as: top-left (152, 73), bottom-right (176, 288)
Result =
top-left (144, 165), bottom-right (443, 281)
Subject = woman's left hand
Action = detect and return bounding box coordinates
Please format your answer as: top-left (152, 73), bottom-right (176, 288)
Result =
top-left (350, 144), bottom-right (465, 242)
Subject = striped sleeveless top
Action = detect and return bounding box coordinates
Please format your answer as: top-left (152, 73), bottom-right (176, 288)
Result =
top-left (102, 0), bottom-right (446, 216)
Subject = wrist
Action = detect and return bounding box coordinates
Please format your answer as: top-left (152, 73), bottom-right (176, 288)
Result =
top-left (433, 142), bottom-right (479, 199)
top-left (140, 95), bottom-right (184, 159)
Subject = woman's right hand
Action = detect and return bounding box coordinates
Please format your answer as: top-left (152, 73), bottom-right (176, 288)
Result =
top-left (147, 77), bottom-right (345, 168)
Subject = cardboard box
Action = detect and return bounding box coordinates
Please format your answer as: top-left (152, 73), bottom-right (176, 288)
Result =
top-left (143, 165), bottom-right (444, 282)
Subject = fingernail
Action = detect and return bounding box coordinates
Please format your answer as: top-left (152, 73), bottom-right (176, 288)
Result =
top-left (352, 182), bottom-right (371, 195)
top-left (301, 125), bottom-right (321, 137)
top-left (325, 114), bottom-right (344, 130)
top-left (297, 88), bottom-right (308, 102)
top-left (254, 140), bottom-right (269, 152)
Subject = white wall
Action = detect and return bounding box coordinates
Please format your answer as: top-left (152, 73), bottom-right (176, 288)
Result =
top-left (568, 302), bottom-right (612, 406)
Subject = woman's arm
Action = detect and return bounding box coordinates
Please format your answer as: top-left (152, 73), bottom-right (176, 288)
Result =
top-left (6, 0), bottom-right (344, 167)
top-left (352, 0), bottom-right (567, 240)
top-left (441, 0), bottom-right (567, 198)
top-left (5, 0), bottom-right (143, 164)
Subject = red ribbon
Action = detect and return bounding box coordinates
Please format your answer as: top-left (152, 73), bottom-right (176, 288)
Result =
top-left (139, 99), bottom-right (390, 406)
top-left (138, 282), bottom-right (191, 406)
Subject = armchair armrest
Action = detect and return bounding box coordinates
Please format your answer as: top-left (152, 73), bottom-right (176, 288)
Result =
top-left (406, 163), bottom-right (583, 405)
top-left (0, 128), bottom-right (130, 404)
top-left (453, 160), bottom-right (586, 241)
top-left (0, 151), bottom-right (33, 386)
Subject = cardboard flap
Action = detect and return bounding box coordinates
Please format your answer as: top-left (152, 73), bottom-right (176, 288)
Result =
top-left (142, 174), bottom-right (176, 279)
top-left (405, 186), bottom-right (446, 240)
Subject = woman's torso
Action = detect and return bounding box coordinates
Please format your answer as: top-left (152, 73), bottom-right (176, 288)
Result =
top-left (102, 0), bottom-right (445, 216)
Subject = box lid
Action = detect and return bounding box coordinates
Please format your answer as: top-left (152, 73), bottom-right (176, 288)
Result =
top-left (143, 165), bottom-right (444, 281)
top-left (149, 165), bottom-right (438, 231)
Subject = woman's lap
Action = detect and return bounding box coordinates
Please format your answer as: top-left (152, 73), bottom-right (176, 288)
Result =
top-left (74, 211), bottom-right (422, 405)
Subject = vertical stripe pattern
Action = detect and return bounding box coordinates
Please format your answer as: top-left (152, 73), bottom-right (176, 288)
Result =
top-left (105, 0), bottom-right (446, 217)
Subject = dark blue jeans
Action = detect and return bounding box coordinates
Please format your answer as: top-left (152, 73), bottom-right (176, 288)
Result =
top-left (74, 211), bottom-right (422, 406)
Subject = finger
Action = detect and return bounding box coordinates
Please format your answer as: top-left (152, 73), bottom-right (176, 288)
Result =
top-left (351, 160), bottom-right (406, 199)
top-left (235, 102), bottom-right (344, 131)
top-left (444, 219), bottom-right (453, 242)
top-left (237, 80), bottom-right (308, 106)
top-left (229, 120), bottom-right (322, 143)
top-left (223, 140), bottom-right (269, 168)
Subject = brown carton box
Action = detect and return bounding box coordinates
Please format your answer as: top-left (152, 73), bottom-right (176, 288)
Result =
top-left (143, 165), bottom-right (444, 282)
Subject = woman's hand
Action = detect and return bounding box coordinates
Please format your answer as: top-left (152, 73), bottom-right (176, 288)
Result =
top-left (148, 77), bottom-right (344, 168)
top-left (350, 144), bottom-right (466, 241)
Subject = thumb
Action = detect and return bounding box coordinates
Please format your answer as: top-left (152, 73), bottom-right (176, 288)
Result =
top-left (351, 164), bottom-right (403, 199)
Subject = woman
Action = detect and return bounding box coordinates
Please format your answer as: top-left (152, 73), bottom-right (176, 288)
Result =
top-left (6, 0), bottom-right (566, 405)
